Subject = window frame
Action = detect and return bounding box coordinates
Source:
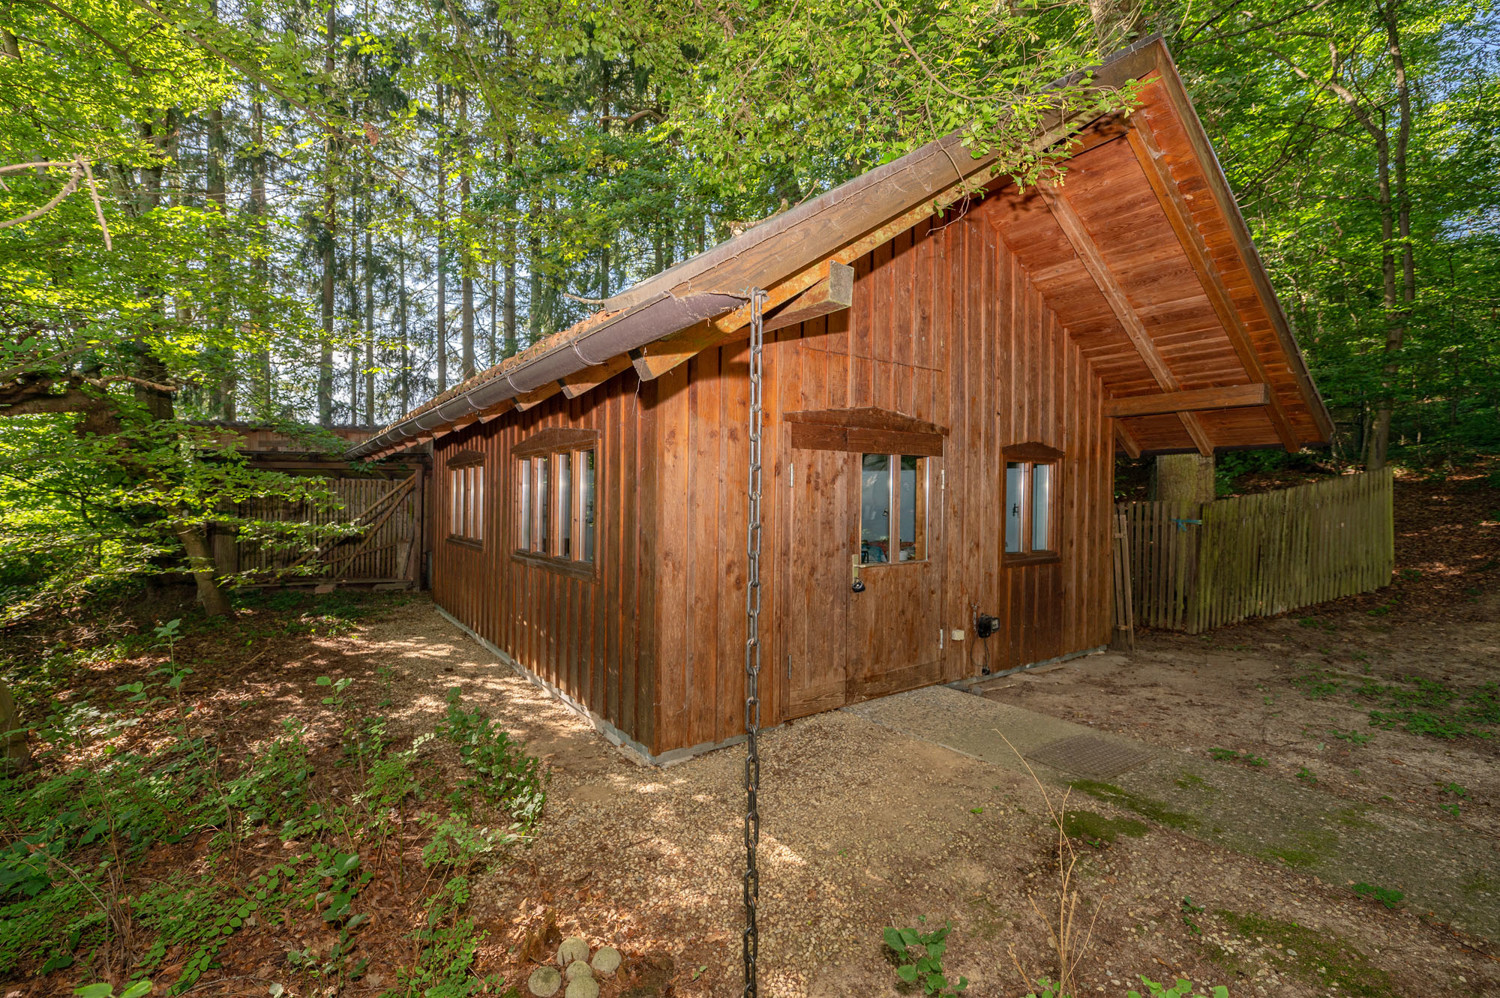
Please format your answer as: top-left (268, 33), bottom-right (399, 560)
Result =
top-left (446, 452), bottom-right (485, 546)
top-left (858, 452), bottom-right (930, 566)
top-left (1002, 442), bottom-right (1063, 566)
top-left (511, 428), bottom-right (600, 578)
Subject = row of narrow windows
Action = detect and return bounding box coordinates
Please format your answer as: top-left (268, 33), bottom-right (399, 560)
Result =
top-left (449, 449), bottom-right (1054, 565)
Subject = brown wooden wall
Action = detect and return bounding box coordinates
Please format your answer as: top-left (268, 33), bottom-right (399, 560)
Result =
top-left (431, 374), bottom-right (654, 752)
top-left (430, 191), bottom-right (1115, 759)
top-left (641, 198), bottom-right (1115, 755)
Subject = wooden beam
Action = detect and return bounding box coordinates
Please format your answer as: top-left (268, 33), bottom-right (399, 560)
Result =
top-left (513, 381), bottom-right (563, 412)
top-left (477, 400), bottom-right (515, 423)
top-left (1114, 421), bottom-right (1143, 459)
top-left (1039, 181), bottom-right (1214, 457)
top-left (1127, 122), bottom-right (1300, 452)
top-left (763, 262), bottom-right (855, 333)
top-left (1106, 384), bottom-right (1270, 419)
top-left (561, 354), bottom-right (634, 399)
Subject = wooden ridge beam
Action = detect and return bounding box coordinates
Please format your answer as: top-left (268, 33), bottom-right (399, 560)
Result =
top-left (1106, 384), bottom-right (1270, 419)
top-left (1127, 121), bottom-right (1300, 453)
top-left (763, 262), bottom-right (855, 333)
top-left (1039, 181), bottom-right (1214, 457)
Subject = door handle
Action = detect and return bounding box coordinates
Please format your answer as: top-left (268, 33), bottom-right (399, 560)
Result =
top-left (851, 554), bottom-right (865, 593)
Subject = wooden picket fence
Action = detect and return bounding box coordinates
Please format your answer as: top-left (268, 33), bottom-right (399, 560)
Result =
top-left (223, 474), bottom-right (421, 585)
top-left (1118, 469), bottom-right (1394, 634)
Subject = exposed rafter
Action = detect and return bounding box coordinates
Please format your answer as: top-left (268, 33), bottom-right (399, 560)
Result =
top-left (1126, 121), bottom-right (1299, 452)
top-left (1039, 181), bottom-right (1214, 456)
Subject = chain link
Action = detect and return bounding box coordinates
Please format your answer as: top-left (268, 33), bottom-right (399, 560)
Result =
top-left (742, 287), bottom-right (767, 998)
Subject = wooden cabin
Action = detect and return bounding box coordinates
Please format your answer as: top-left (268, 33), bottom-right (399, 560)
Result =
top-left (351, 38), bottom-right (1333, 763)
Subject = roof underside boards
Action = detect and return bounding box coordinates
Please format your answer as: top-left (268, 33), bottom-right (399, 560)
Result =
top-left (981, 73), bottom-right (1328, 454)
top-left (352, 37), bottom-right (1331, 461)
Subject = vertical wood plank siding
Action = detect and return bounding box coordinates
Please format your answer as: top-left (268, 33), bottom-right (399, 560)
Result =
top-left (643, 201), bottom-right (1114, 755)
top-left (431, 196), bottom-right (1115, 758)
top-left (431, 375), bottom-right (651, 751)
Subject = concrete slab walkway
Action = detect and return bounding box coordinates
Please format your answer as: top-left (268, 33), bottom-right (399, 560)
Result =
top-left (845, 684), bottom-right (1500, 942)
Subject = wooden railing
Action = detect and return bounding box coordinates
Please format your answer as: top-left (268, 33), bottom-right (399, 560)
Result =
top-left (1117, 469), bottom-right (1394, 634)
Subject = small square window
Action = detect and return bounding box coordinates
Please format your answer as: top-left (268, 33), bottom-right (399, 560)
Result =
top-left (1004, 450), bottom-right (1059, 561)
top-left (514, 444), bottom-right (596, 568)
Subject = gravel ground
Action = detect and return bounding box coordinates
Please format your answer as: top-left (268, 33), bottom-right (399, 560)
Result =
top-left (351, 598), bottom-right (1499, 998)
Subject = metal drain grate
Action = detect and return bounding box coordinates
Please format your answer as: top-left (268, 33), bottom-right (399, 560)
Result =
top-left (1025, 734), bottom-right (1154, 780)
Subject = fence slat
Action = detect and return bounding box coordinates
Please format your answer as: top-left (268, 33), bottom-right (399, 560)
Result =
top-left (1119, 472), bottom-right (1394, 633)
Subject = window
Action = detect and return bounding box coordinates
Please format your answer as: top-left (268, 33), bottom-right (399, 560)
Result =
top-left (1003, 443), bottom-right (1062, 562)
top-left (513, 428), bottom-right (598, 569)
top-left (860, 453), bottom-right (928, 564)
top-left (448, 459), bottom-right (484, 542)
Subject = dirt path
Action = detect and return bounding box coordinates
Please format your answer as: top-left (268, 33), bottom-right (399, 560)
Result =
top-left (343, 598), bottom-right (1498, 998)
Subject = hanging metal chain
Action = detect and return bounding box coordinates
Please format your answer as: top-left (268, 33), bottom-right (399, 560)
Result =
top-left (742, 287), bottom-right (767, 998)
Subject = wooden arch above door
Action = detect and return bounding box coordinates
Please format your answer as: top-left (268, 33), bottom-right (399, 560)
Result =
top-left (785, 406), bottom-right (948, 457)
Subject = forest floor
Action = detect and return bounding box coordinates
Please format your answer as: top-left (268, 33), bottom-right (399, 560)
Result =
top-left (1, 466), bottom-right (1496, 998)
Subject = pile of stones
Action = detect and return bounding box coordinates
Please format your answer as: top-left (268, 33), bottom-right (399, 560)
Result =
top-left (527, 936), bottom-right (622, 998)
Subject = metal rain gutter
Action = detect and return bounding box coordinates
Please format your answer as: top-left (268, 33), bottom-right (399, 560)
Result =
top-left (348, 290), bottom-right (746, 459)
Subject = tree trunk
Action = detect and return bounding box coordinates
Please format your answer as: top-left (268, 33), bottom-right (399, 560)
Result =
top-left (1150, 453), bottom-right (1216, 503)
top-left (206, 12), bottom-right (233, 421)
top-left (1367, 0), bottom-right (1415, 472)
top-left (503, 136), bottom-right (517, 357)
top-left (435, 82), bottom-right (448, 394)
top-left (318, 3), bottom-right (336, 426)
top-left (176, 524), bottom-right (234, 617)
top-left (1088, 0), bottom-right (1144, 52)
top-left (398, 227), bottom-right (410, 413)
top-left (0, 680), bottom-right (32, 774)
top-left (460, 87), bottom-right (475, 382)
top-left (250, 78), bottom-right (272, 418)
top-left (364, 211), bottom-right (375, 427)
top-left (349, 192), bottom-right (360, 422)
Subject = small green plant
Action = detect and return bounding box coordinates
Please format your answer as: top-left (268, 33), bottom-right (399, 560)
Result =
top-left (1352, 882), bottom-right (1405, 909)
top-left (74, 982), bottom-right (153, 998)
top-left (1208, 748), bottom-right (1267, 767)
top-left (1441, 781), bottom-right (1469, 797)
top-left (1127, 977), bottom-right (1228, 998)
top-left (883, 918), bottom-right (968, 996)
top-left (1296, 767), bottom-right (1317, 784)
top-left (438, 689), bottom-right (546, 830)
top-left (1329, 727), bottom-right (1372, 745)
top-left (1180, 896), bottom-right (1204, 935)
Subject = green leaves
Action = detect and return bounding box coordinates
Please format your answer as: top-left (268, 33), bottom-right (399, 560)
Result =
top-left (882, 918), bottom-right (966, 996)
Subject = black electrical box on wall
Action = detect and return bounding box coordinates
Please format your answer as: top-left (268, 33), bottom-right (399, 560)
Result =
top-left (974, 613), bottom-right (1000, 639)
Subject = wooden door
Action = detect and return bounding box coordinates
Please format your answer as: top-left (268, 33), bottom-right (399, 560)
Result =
top-left (845, 453), bottom-right (945, 702)
top-left (781, 447), bottom-right (946, 719)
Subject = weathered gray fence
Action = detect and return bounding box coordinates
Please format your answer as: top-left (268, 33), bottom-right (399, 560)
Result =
top-left (1119, 469), bottom-right (1394, 633)
top-left (220, 473), bottom-right (421, 585)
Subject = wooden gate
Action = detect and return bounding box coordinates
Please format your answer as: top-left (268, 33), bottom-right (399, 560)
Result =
top-left (227, 474), bottom-right (422, 585)
top-left (1118, 469), bottom-right (1394, 633)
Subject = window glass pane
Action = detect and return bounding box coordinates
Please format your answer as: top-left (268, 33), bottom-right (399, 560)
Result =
top-left (473, 467), bottom-right (484, 539)
top-left (1005, 462), bottom-right (1025, 553)
top-left (1031, 462), bottom-right (1052, 552)
top-left (580, 450), bottom-right (595, 562)
top-left (536, 456), bottom-right (550, 554)
top-left (899, 455), bottom-right (925, 562)
top-left (518, 459), bottom-right (530, 549)
top-left (450, 469), bottom-right (459, 535)
top-left (860, 453), bottom-right (891, 564)
top-left (465, 467), bottom-right (474, 537)
top-left (558, 452), bottom-right (572, 558)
